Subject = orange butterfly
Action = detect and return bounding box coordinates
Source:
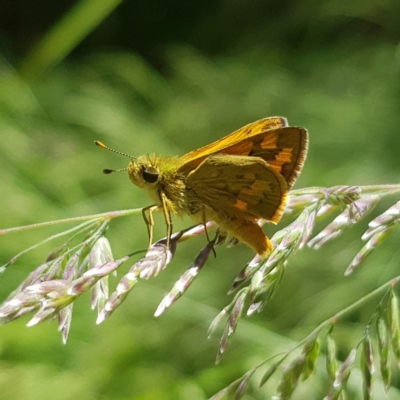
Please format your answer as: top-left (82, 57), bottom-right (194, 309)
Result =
top-left (96, 116), bottom-right (308, 256)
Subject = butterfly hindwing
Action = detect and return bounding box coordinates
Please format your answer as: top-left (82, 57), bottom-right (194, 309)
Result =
top-left (186, 154), bottom-right (287, 223)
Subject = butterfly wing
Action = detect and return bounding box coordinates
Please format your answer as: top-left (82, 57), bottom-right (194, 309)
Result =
top-left (186, 154), bottom-right (287, 223)
top-left (179, 117), bottom-right (307, 189)
top-left (180, 116), bottom-right (287, 166)
top-left (248, 126), bottom-right (308, 190)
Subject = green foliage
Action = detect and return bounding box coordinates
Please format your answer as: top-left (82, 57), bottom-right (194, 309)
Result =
top-left (1, 1), bottom-right (400, 399)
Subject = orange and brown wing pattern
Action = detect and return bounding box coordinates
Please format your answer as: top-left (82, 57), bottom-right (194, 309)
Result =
top-left (186, 154), bottom-right (287, 223)
top-left (179, 118), bottom-right (308, 190)
top-left (246, 126), bottom-right (308, 190)
top-left (179, 116), bottom-right (288, 173)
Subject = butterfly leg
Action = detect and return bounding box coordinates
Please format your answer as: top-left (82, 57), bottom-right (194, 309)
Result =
top-left (201, 206), bottom-right (216, 257)
top-left (160, 192), bottom-right (173, 250)
top-left (142, 204), bottom-right (159, 248)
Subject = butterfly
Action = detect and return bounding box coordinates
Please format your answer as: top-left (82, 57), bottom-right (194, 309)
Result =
top-left (96, 116), bottom-right (308, 256)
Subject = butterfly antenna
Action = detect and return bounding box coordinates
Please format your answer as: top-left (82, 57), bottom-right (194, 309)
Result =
top-left (103, 167), bottom-right (128, 174)
top-left (95, 141), bottom-right (133, 175)
top-left (95, 140), bottom-right (135, 158)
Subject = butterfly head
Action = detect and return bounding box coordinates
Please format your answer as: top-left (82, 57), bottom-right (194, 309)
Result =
top-left (127, 156), bottom-right (160, 189)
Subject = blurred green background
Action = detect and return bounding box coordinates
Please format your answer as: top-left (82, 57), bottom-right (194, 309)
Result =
top-left (1, 1), bottom-right (400, 399)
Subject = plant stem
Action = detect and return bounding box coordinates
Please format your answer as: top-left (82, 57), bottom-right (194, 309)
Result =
top-left (0, 208), bottom-right (142, 236)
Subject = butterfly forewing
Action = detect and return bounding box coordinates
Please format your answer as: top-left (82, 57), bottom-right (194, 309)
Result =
top-left (247, 126), bottom-right (308, 189)
top-left (179, 116), bottom-right (288, 174)
top-left (179, 119), bottom-right (307, 190)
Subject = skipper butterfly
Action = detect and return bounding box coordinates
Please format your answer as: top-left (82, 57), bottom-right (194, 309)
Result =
top-left (96, 116), bottom-right (308, 256)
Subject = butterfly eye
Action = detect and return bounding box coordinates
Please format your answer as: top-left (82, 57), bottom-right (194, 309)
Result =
top-left (142, 166), bottom-right (159, 183)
